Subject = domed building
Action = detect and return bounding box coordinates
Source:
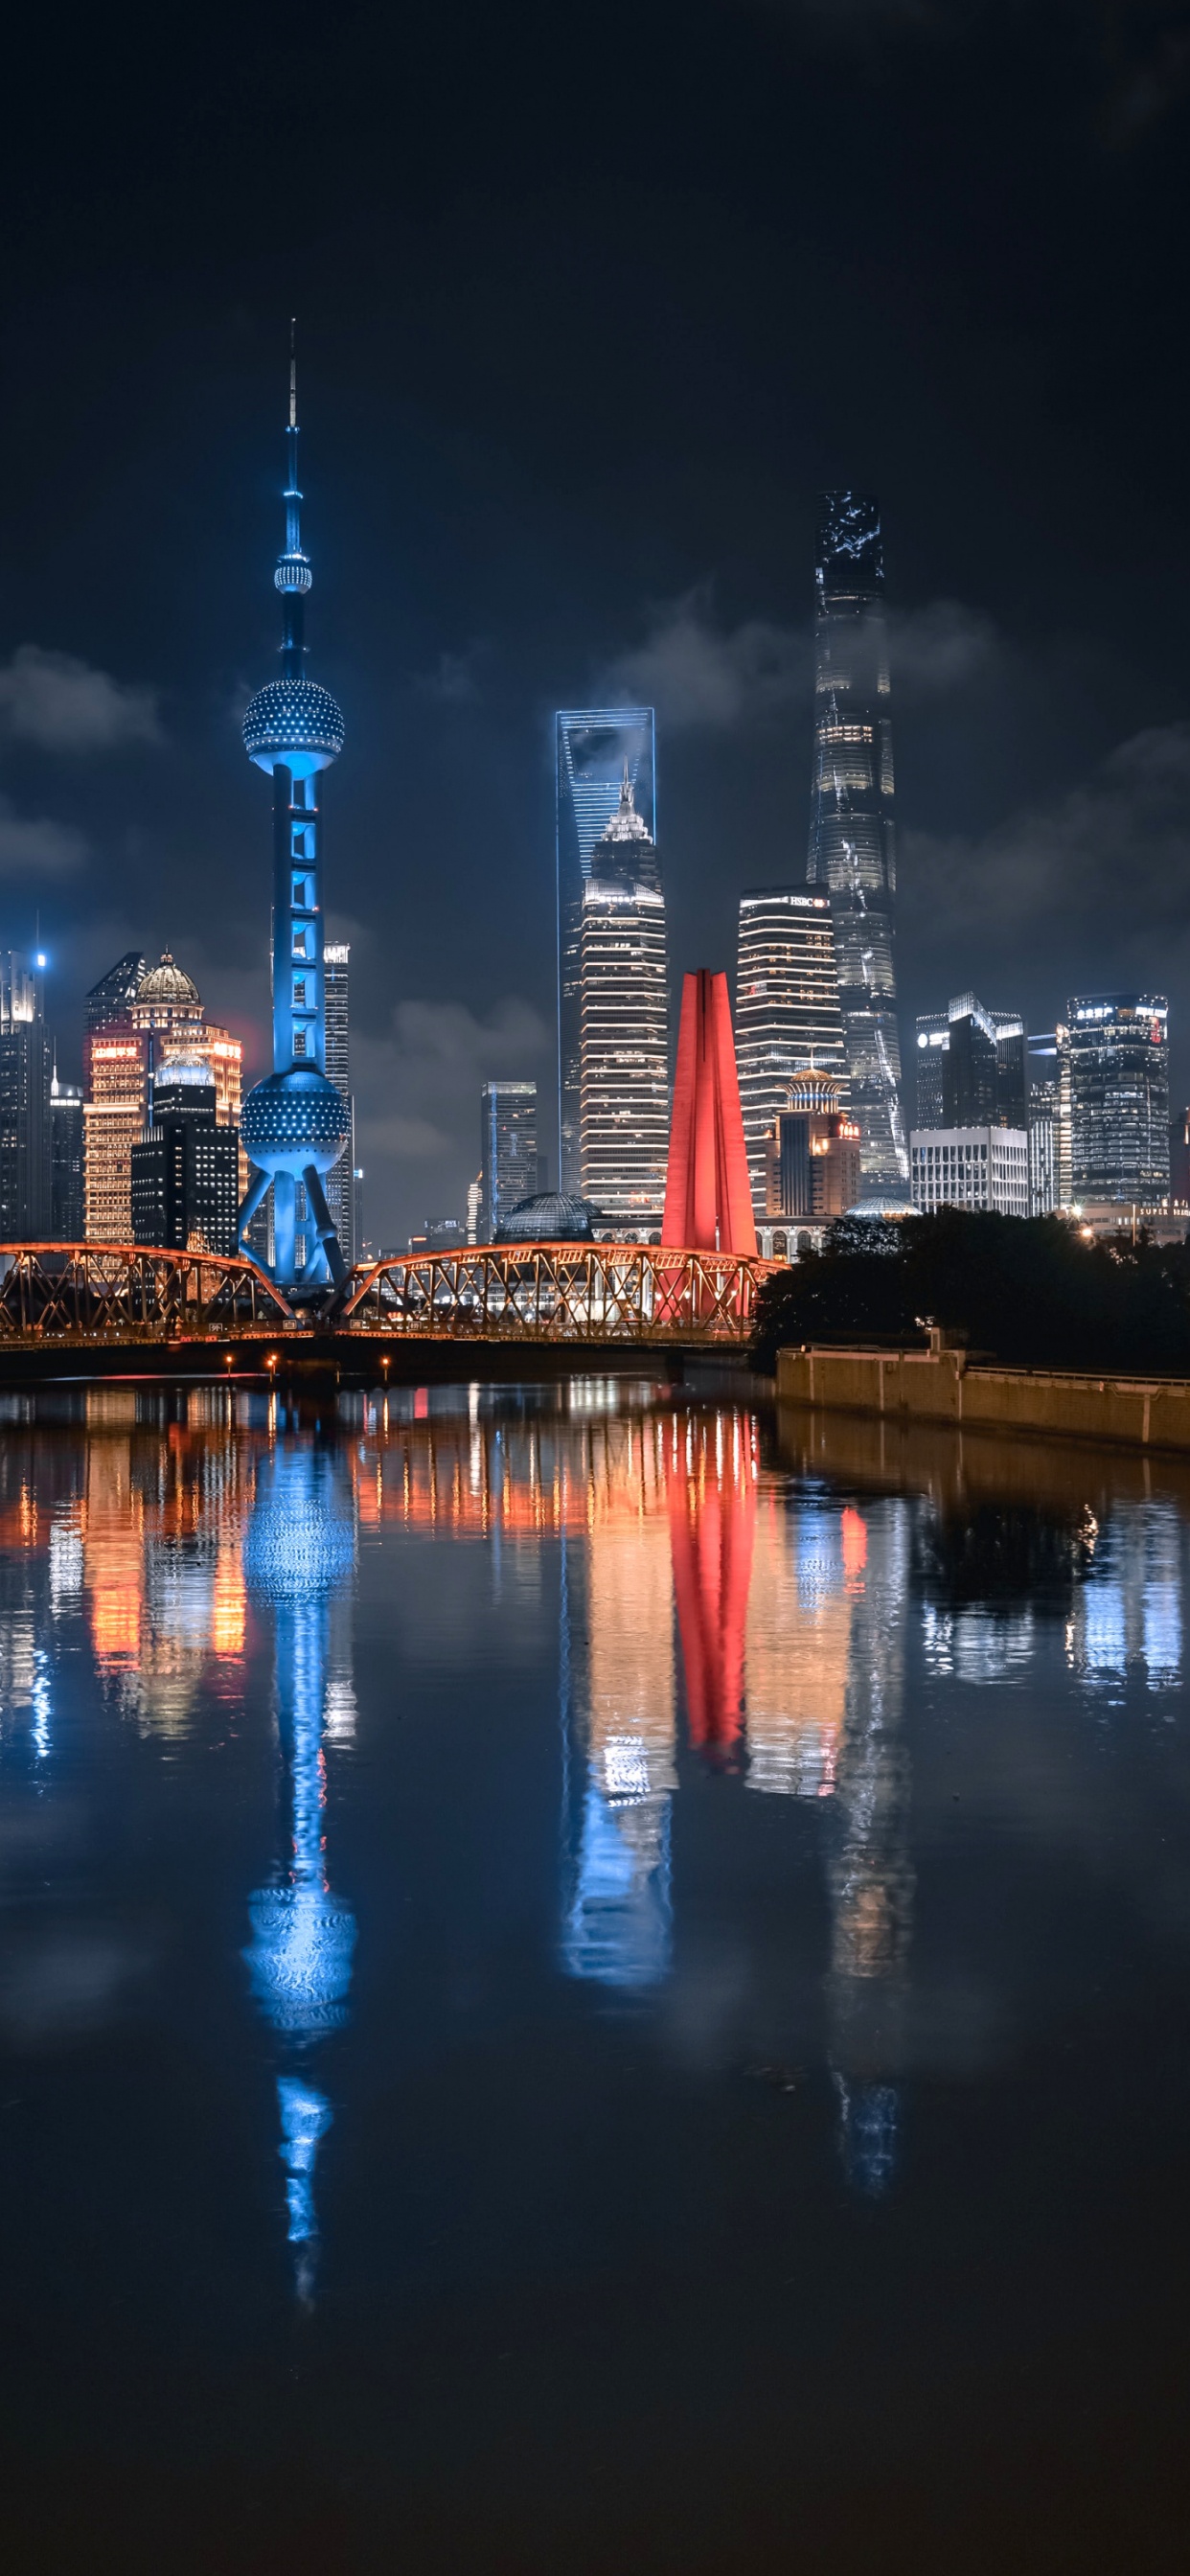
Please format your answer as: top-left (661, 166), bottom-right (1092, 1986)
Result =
top-left (494, 1192), bottom-right (598, 1246)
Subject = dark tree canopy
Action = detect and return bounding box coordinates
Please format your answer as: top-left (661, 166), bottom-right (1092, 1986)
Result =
top-left (750, 1211), bottom-right (1190, 1379)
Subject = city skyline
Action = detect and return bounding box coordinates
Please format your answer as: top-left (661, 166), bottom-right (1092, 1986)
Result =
top-left (1, 6), bottom-right (1189, 1245)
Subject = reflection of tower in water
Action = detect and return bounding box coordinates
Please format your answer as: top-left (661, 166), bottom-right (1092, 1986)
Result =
top-left (243, 1439), bottom-right (357, 2296)
top-left (561, 1414), bottom-right (676, 1990)
top-left (825, 1499), bottom-right (913, 2194)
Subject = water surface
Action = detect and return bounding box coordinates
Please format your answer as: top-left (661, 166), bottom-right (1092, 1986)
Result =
top-left (1, 1380), bottom-right (1188, 2572)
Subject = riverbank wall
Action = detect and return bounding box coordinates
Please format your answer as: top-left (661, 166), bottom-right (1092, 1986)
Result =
top-left (775, 1344), bottom-right (1190, 1453)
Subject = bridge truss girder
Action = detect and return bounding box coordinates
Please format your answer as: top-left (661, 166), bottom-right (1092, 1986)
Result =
top-left (339, 1243), bottom-right (775, 1343)
top-left (0, 1245), bottom-right (295, 1339)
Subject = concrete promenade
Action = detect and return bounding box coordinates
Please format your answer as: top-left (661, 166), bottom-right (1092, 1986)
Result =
top-left (776, 1343), bottom-right (1190, 1454)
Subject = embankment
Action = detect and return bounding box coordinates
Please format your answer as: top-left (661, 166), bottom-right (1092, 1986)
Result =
top-left (775, 1344), bottom-right (1190, 1453)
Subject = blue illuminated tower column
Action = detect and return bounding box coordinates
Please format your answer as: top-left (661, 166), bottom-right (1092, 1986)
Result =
top-left (238, 334), bottom-right (351, 1291)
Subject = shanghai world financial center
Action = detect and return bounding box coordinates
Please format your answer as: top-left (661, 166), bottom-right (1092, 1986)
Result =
top-left (556, 709), bottom-right (655, 1197)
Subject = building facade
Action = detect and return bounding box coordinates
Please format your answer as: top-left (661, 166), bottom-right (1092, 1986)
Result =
top-left (1028, 1078), bottom-right (1058, 1217)
top-left (322, 942), bottom-right (355, 1267)
top-left (808, 493), bottom-right (906, 1188)
top-left (765, 1071), bottom-right (860, 1221)
top-left (579, 770), bottom-right (668, 1235)
top-left (556, 708), bottom-right (654, 1196)
top-left (736, 886), bottom-right (847, 1219)
top-left (130, 1065), bottom-right (240, 1254)
top-left (909, 1127), bottom-right (1030, 1217)
top-left (84, 949), bottom-right (241, 1244)
top-left (0, 952), bottom-right (51, 1240)
top-left (915, 994), bottom-right (1025, 1132)
top-left (1067, 993), bottom-right (1169, 1208)
top-left (85, 952), bottom-right (145, 1042)
top-left (1171, 1108), bottom-right (1190, 1213)
top-left (50, 1070), bottom-right (84, 1240)
top-left (480, 1081), bottom-right (538, 1237)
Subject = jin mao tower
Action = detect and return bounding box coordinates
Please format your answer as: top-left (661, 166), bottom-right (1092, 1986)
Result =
top-left (238, 336), bottom-right (350, 1291)
top-left (808, 494), bottom-right (907, 1188)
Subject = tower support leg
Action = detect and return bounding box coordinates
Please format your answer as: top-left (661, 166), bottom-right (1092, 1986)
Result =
top-left (300, 1163), bottom-right (347, 1288)
top-left (274, 1172), bottom-right (297, 1289)
top-left (237, 1166), bottom-right (271, 1254)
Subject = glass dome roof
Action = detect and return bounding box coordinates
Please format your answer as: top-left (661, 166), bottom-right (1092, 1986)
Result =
top-left (494, 1193), bottom-right (598, 1244)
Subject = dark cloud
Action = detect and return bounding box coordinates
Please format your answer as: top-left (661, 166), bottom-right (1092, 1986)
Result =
top-left (605, 591), bottom-right (996, 732)
top-left (0, 646), bottom-right (162, 752)
top-left (901, 720), bottom-right (1190, 1013)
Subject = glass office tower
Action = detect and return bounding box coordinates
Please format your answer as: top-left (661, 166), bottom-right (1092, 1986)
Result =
top-left (808, 494), bottom-right (906, 1187)
top-left (480, 1080), bottom-right (538, 1237)
top-left (1068, 993), bottom-right (1170, 1208)
top-left (557, 709), bottom-right (654, 1195)
top-left (580, 772), bottom-right (669, 1234)
top-left (0, 952), bottom-right (50, 1239)
top-left (736, 886), bottom-right (847, 1221)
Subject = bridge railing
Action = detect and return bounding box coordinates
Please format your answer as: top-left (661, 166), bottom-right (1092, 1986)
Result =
top-left (339, 1243), bottom-right (775, 1342)
top-left (0, 1246), bottom-right (294, 1338)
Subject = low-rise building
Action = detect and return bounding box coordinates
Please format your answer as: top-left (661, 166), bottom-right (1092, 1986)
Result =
top-left (909, 1126), bottom-right (1030, 1218)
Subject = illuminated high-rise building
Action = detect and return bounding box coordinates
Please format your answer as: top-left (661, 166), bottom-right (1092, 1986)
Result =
top-left (736, 886), bottom-right (846, 1219)
top-left (130, 1063), bottom-right (240, 1254)
top-left (83, 1030), bottom-right (147, 1241)
top-left (1067, 992), bottom-right (1170, 1209)
top-left (556, 708), bottom-right (654, 1195)
top-left (85, 951), bottom-right (145, 1043)
top-left (480, 1081), bottom-right (538, 1237)
top-left (50, 1069), bottom-right (84, 1239)
top-left (808, 494), bottom-right (906, 1188)
top-left (765, 1070), bottom-right (860, 1220)
top-left (237, 340), bottom-right (350, 1292)
top-left (322, 943), bottom-right (355, 1268)
top-left (579, 770), bottom-right (668, 1234)
top-left (84, 949), bottom-right (241, 1242)
top-left (0, 951), bottom-right (50, 1239)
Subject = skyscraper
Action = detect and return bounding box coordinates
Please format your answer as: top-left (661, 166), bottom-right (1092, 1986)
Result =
top-left (735, 886), bottom-right (847, 1219)
top-left (85, 952), bottom-right (145, 1042)
top-left (556, 709), bottom-right (654, 1195)
top-left (808, 494), bottom-right (906, 1187)
top-left (322, 943), bottom-right (355, 1267)
top-left (765, 1071), bottom-right (861, 1221)
top-left (916, 994), bottom-right (1026, 1133)
top-left (237, 339), bottom-right (350, 1291)
top-left (83, 950), bottom-right (240, 1243)
top-left (0, 952), bottom-right (50, 1239)
top-left (579, 770), bottom-right (669, 1235)
top-left (130, 1063), bottom-right (240, 1254)
top-left (1068, 992), bottom-right (1170, 1209)
top-left (480, 1081), bottom-right (538, 1237)
top-left (50, 1070), bottom-right (84, 1240)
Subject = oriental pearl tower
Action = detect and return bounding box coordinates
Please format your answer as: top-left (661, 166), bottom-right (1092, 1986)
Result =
top-left (237, 330), bottom-right (350, 1292)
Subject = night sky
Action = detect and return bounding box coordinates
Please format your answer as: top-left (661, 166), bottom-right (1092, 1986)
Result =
top-left (3, 0), bottom-right (1189, 1244)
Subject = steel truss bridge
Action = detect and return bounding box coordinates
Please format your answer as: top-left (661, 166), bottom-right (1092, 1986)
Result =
top-left (0, 1242), bottom-right (774, 1351)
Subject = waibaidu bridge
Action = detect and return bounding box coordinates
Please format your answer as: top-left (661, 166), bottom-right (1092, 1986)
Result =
top-left (0, 1241), bottom-right (777, 1381)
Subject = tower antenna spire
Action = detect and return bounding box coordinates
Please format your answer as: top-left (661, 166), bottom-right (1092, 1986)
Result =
top-left (289, 315), bottom-right (297, 430)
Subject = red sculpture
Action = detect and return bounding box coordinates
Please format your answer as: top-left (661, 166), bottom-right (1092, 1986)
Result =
top-left (662, 970), bottom-right (758, 1255)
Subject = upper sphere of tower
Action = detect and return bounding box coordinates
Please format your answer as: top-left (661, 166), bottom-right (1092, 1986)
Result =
top-left (242, 677), bottom-right (345, 777)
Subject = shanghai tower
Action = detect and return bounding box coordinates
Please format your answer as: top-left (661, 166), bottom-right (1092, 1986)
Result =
top-left (808, 494), bottom-right (906, 1188)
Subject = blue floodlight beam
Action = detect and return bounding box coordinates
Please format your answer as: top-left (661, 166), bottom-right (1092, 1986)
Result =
top-left (237, 327), bottom-right (350, 1293)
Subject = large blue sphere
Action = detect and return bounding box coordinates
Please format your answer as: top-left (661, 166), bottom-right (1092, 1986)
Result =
top-left (243, 677), bottom-right (345, 778)
top-left (240, 1066), bottom-right (350, 1178)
